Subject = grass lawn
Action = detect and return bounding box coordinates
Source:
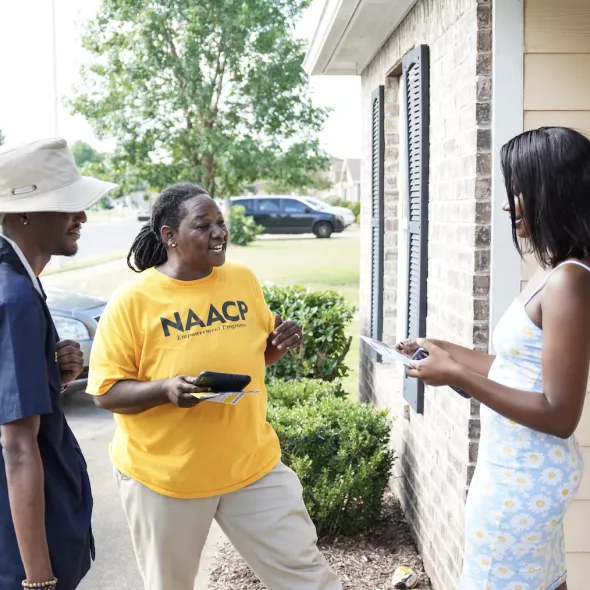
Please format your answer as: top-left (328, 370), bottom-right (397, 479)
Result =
top-left (230, 237), bottom-right (360, 302)
top-left (44, 234), bottom-right (361, 395)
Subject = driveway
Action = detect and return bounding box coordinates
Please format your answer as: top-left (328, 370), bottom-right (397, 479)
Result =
top-left (64, 392), bottom-right (226, 590)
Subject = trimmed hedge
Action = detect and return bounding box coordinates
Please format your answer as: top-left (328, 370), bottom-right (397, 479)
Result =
top-left (268, 391), bottom-right (394, 539)
top-left (263, 285), bottom-right (354, 383)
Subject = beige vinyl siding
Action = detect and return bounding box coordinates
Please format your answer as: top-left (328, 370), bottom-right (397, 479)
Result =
top-left (525, 0), bottom-right (590, 53)
top-left (566, 554), bottom-right (590, 590)
top-left (524, 1), bottom-right (590, 585)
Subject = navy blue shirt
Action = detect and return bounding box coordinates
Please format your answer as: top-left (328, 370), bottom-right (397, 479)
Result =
top-left (0, 237), bottom-right (93, 590)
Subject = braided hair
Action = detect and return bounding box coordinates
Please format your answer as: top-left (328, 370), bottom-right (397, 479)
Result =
top-left (127, 183), bottom-right (210, 272)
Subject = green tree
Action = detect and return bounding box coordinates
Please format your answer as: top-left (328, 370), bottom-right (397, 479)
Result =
top-left (264, 170), bottom-right (333, 195)
top-left (69, 0), bottom-right (329, 198)
top-left (71, 140), bottom-right (104, 168)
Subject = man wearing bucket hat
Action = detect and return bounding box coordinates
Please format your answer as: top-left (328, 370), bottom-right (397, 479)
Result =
top-left (0, 138), bottom-right (118, 590)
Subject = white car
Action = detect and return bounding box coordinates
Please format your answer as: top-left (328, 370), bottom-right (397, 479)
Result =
top-left (300, 197), bottom-right (356, 227)
top-left (46, 289), bottom-right (107, 393)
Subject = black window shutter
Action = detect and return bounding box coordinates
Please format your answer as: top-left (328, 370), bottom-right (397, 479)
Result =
top-left (402, 45), bottom-right (430, 413)
top-left (369, 85), bottom-right (385, 359)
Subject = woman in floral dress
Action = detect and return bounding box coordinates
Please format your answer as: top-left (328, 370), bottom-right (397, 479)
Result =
top-left (399, 127), bottom-right (590, 590)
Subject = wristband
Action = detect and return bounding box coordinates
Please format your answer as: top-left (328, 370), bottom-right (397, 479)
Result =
top-left (22, 577), bottom-right (57, 589)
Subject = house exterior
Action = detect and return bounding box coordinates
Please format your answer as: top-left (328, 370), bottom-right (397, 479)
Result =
top-left (305, 0), bottom-right (590, 588)
top-left (336, 158), bottom-right (361, 202)
top-left (328, 157), bottom-right (344, 187)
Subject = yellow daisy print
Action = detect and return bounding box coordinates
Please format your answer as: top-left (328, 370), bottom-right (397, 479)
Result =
top-left (459, 289), bottom-right (585, 589)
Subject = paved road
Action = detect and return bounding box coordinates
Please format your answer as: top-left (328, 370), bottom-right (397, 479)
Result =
top-left (45, 217), bottom-right (358, 273)
top-left (76, 218), bottom-right (144, 260)
top-left (47, 217), bottom-right (144, 271)
top-left (63, 393), bottom-right (224, 590)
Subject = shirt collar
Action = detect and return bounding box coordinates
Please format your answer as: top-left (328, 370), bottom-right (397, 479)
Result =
top-left (0, 234), bottom-right (43, 296)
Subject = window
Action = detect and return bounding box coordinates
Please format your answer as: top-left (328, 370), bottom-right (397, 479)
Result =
top-left (233, 198), bottom-right (253, 212)
top-left (257, 199), bottom-right (280, 213)
top-left (369, 85), bottom-right (385, 359)
top-left (282, 199), bottom-right (308, 214)
top-left (302, 198), bottom-right (327, 211)
top-left (402, 45), bottom-right (430, 414)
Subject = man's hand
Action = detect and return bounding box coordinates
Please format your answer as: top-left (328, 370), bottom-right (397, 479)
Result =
top-left (56, 340), bottom-right (84, 386)
top-left (271, 315), bottom-right (303, 351)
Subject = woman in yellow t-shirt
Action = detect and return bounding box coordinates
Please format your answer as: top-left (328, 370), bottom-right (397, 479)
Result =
top-left (87, 183), bottom-right (341, 590)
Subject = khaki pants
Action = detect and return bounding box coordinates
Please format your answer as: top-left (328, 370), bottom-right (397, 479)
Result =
top-left (116, 462), bottom-right (341, 590)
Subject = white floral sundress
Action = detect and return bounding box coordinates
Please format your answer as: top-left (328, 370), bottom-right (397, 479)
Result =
top-left (459, 261), bottom-right (588, 590)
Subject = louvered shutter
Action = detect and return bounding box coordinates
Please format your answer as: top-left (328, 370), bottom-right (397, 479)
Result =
top-left (370, 85), bottom-right (385, 359)
top-left (402, 45), bottom-right (430, 413)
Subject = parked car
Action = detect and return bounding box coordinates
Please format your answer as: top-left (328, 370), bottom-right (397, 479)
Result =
top-left (299, 197), bottom-right (356, 227)
top-left (46, 289), bottom-right (107, 394)
top-left (137, 198), bottom-right (152, 222)
top-left (230, 195), bottom-right (346, 238)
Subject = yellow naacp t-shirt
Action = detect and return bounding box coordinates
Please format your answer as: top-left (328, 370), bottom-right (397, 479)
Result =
top-left (87, 261), bottom-right (281, 498)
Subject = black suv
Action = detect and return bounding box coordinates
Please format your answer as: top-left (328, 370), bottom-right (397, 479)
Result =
top-left (230, 196), bottom-right (345, 238)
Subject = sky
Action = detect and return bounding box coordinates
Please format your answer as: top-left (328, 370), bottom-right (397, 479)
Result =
top-left (0, 0), bottom-right (361, 159)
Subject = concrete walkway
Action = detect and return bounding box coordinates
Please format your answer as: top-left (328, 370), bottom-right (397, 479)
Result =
top-left (64, 393), bottom-right (228, 590)
top-left (195, 522), bottom-right (227, 588)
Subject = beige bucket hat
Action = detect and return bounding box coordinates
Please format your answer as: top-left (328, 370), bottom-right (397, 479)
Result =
top-left (0, 137), bottom-right (118, 214)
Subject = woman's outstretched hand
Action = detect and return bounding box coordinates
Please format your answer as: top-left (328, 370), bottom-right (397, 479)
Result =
top-left (405, 339), bottom-right (460, 387)
top-left (395, 338), bottom-right (420, 358)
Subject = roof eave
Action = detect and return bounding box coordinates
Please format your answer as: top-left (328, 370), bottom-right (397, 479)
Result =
top-left (303, 0), bottom-right (419, 76)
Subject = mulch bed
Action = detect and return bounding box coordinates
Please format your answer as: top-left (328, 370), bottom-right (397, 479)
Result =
top-left (208, 492), bottom-right (432, 589)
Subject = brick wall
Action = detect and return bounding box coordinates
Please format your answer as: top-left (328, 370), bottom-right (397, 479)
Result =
top-left (358, 0), bottom-right (492, 587)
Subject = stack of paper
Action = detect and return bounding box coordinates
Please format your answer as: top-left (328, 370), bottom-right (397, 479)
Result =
top-left (360, 335), bottom-right (413, 366)
top-left (191, 390), bottom-right (259, 406)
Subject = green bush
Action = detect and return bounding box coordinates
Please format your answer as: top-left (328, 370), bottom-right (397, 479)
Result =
top-left (229, 205), bottom-right (264, 246)
top-left (263, 285), bottom-right (354, 382)
top-left (268, 395), bottom-right (394, 538)
top-left (346, 201), bottom-right (361, 220)
top-left (325, 197), bottom-right (361, 222)
top-left (267, 378), bottom-right (345, 410)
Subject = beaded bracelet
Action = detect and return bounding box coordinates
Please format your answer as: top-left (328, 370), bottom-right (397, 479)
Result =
top-left (22, 577), bottom-right (57, 589)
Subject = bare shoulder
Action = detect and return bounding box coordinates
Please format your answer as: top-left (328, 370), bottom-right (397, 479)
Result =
top-left (545, 260), bottom-right (590, 306)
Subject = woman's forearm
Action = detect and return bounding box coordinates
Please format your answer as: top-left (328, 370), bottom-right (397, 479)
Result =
top-left (265, 344), bottom-right (287, 366)
top-left (451, 367), bottom-right (577, 438)
top-left (93, 379), bottom-right (169, 414)
top-left (433, 339), bottom-right (495, 377)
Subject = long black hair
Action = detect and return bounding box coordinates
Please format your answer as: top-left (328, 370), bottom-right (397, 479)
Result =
top-left (501, 126), bottom-right (590, 268)
top-left (127, 183), bottom-right (210, 272)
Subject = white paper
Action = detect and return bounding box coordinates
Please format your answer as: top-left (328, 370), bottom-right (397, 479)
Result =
top-left (191, 390), bottom-right (259, 406)
top-left (360, 335), bottom-right (413, 366)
